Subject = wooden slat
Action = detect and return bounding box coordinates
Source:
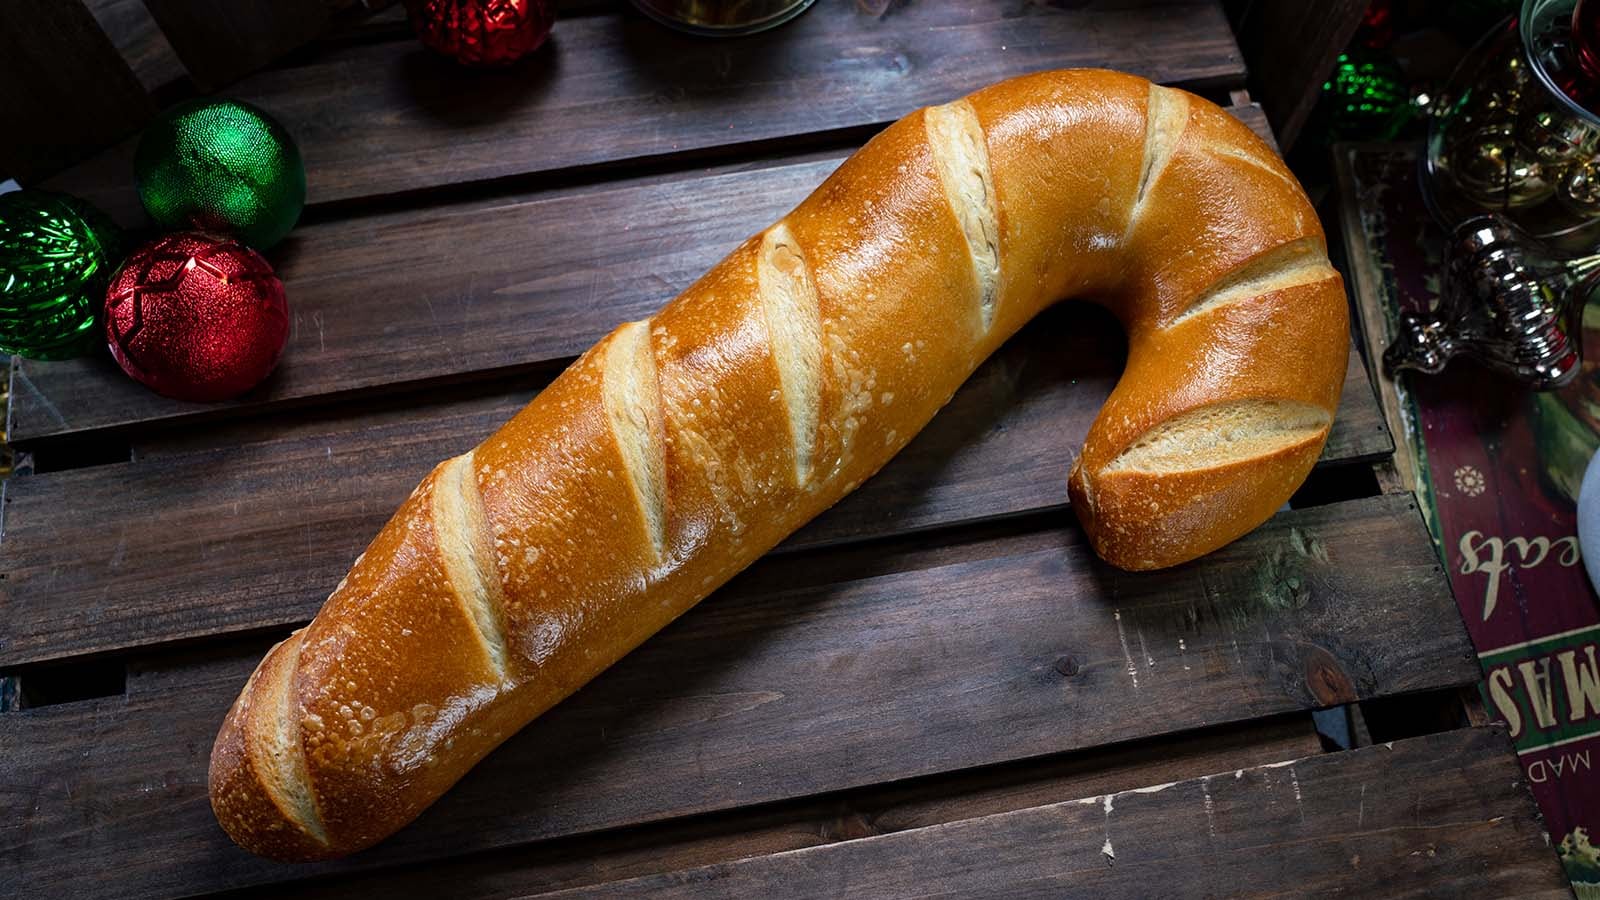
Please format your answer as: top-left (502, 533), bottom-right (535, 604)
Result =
top-left (140, 0), bottom-right (333, 91)
top-left (1326, 348), bottom-right (1391, 462)
top-left (82, 0), bottom-right (189, 92)
top-left (10, 107), bottom-right (1364, 453)
top-left (1336, 143), bottom-right (1424, 497)
top-left (236, 716), bottom-right (1322, 898)
top-left (1234, 0), bottom-right (1369, 151)
top-left (0, 494), bottom-right (1478, 898)
top-left (120, 299), bottom-right (1385, 466)
top-left (0, 309), bottom-right (1389, 669)
top-left (539, 727), bottom-right (1564, 899)
top-left (14, 154), bottom-right (842, 445)
top-left (42, 0), bottom-right (1247, 224)
top-left (0, 0), bottom-right (154, 184)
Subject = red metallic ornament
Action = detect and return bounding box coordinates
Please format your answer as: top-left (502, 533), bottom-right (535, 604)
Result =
top-left (104, 233), bottom-right (289, 402)
top-left (1578, 0), bottom-right (1600, 86)
top-left (407, 0), bottom-right (554, 67)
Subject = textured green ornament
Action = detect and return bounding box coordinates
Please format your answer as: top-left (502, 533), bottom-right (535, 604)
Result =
top-left (135, 99), bottom-right (306, 249)
top-left (0, 191), bottom-right (123, 360)
top-left (1321, 50), bottom-right (1413, 142)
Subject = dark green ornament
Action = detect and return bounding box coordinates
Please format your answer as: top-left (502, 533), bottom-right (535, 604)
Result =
top-left (135, 99), bottom-right (306, 249)
top-left (0, 191), bottom-right (123, 360)
top-left (1321, 50), bottom-right (1413, 142)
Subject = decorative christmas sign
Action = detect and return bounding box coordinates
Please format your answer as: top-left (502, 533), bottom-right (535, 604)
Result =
top-left (1339, 143), bottom-right (1600, 895)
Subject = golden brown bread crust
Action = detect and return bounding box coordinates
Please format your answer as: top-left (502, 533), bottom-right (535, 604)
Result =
top-left (211, 69), bottom-right (1348, 859)
top-left (210, 632), bottom-right (333, 861)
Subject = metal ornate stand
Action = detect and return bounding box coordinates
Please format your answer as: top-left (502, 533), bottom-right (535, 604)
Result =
top-left (1386, 0), bottom-right (1600, 389)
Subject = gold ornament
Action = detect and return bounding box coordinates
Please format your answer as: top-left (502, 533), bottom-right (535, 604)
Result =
top-left (1447, 123), bottom-right (1558, 207)
top-left (1522, 108), bottom-right (1600, 165)
top-left (1561, 160), bottom-right (1600, 216)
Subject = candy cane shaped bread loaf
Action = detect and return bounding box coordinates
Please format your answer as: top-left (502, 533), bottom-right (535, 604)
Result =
top-left (211, 69), bottom-right (1348, 860)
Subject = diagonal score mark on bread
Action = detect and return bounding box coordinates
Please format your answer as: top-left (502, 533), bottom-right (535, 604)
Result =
top-left (1170, 237), bottom-right (1338, 327)
top-left (249, 632), bottom-right (331, 848)
top-left (210, 70), bottom-right (1352, 862)
top-left (1104, 400), bottom-right (1331, 474)
top-left (434, 453), bottom-right (512, 672)
top-left (1204, 142), bottom-right (1302, 192)
top-left (1128, 83), bottom-right (1189, 231)
top-left (602, 321), bottom-right (669, 559)
top-left (757, 224), bottom-right (823, 486)
top-left (925, 99), bottom-right (1000, 331)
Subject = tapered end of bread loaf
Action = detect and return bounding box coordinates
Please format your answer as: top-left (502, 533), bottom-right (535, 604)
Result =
top-left (209, 632), bottom-right (337, 862)
top-left (1069, 400), bottom-right (1332, 570)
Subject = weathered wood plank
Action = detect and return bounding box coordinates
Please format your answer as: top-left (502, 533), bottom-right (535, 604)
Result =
top-left (82, 0), bottom-right (189, 92)
top-left (0, 308), bottom-right (1388, 668)
top-left (0, 494), bottom-right (1478, 898)
top-left (244, 716), bottom-right (1322, 899)
top-left (43, 0), bottom-right (1246, 223)
top-left (0, 0), bottom-right (154, 184)
top-left (1233, 0), bottom-right (1368, 151)
top-left (10, 107), bottom-right (1373, 457)
top-left (1326, 348), bottom-right (1391, 463)
top-left (140, 0), bottom-right (334, 91)
top-left (538, 727), bottom-right (1564, 900)
top-left (14, 154), bottom-right (844, 445)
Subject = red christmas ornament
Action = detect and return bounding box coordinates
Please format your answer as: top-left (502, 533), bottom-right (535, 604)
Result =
top-left (408, 0), bottom-right (554, 67)
top-left (104, 233), bottom-right (288, 402)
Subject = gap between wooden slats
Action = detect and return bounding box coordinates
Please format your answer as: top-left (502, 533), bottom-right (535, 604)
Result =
top-left (0, 493), bottom-right (1478, 899)
top-left (43, 0), bottom-right (1246, 222)
top-left (533, 728), bottom-right (1566, 900)
top-left (171, 715), bottom-right (1326, 899)
top-left (9, 109), bottom-right (1346, 454)
top-left (0, 311), bottom-right (1388, 669)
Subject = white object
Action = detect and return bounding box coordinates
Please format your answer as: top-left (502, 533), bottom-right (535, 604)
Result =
top-left (1579, 448), bottom-right (1600, 594)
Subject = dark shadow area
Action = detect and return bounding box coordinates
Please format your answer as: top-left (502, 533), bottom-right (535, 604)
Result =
top-left (1360, 687), bottom-right (1478, 744)
top-left (1290, 462), bottom-right (1381, 509)
top-left (5, 655), bottom-right (127, 709)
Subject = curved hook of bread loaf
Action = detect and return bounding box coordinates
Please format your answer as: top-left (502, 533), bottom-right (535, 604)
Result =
top-left (211, 69), bottom-right (1348, 860)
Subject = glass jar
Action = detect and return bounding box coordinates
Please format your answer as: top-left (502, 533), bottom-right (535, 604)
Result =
top-left (629, 0), bottom-right (815, 36)
top-left (1426, 0), bottom-right (1600, 253)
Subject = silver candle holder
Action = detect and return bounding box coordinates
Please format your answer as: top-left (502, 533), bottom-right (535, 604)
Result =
top-left (1387, 0), bottom-right (1600, 389)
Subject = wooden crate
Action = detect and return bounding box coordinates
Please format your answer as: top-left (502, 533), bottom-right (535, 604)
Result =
top-left (0, 2), bottom-right (1569, 897)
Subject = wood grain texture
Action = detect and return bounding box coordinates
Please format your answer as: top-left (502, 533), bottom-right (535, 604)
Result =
top-left (140, 0), bottom-right (333, 91)
top-left (11, 107), bottom-right (1381, 458)
top-left (1336, 143), bottom-right (1424, 497)
top-left (0, 0), bottom-right (154, 184)
top-left (0, 494), bottom-right (1476, 898)
top-left (15, 155), bottom-right (843, 445)
top-left (538, 727), bottom-right (1565, 900)
top-left (42, 0), bottom-right (1247, 223)
top-left (1234, 0), bottom-right (1368, 150)
top-left (0, 308), bottom-right (1387, 669)
top-left (78, 0), bottom-right (602, 92)
top-left (82, 0), bottom-right (189, 92)
top-left (230, 716), bottom-right (1321, 899)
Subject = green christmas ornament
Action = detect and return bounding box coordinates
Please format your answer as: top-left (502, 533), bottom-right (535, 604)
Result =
top-left (0, 190), bottom-right (123, 360)
top-left (1320, 50), bottom-right (1413, 142)
top-left (135, 99), bottom-right (305, 249)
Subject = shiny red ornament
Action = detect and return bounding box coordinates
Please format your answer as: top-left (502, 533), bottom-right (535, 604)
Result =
top-left (1578, 0), bottom-right (1600, 86)
top-left (407, 0), bottom-right (554, 67)
top-left (104, 233), bottom-right (289, 402)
